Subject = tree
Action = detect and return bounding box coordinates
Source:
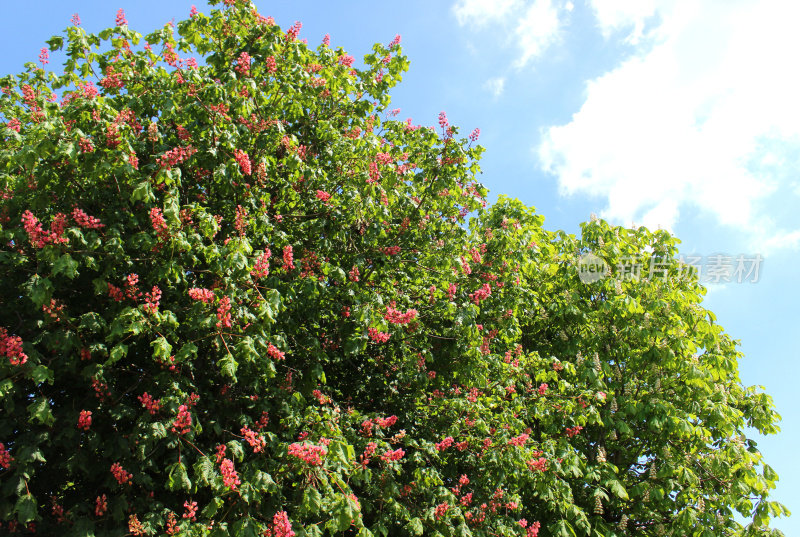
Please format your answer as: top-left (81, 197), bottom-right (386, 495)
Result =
top-left (0, 2), bottom-right (787, 535)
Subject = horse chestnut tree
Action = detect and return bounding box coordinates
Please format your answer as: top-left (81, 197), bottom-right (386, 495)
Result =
top-left (0, 2), bottom-right (788, 536)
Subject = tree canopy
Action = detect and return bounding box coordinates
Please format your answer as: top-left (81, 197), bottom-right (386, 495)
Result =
top-left (0, 1), bottom-right (788, 536)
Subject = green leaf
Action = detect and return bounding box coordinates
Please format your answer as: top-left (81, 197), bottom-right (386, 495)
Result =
top-left (219, 353), bottom-right (238, 381)
top-left (167, 462), bottom-right (191, 491)
top-left (406, 518), bottom-right (424, 535)
top-left (15, 493), bottom-right (37, 523)
top-left (28, 397), bottom-right (54, 426)
top-left (52, 253), bottom-right (79, 279)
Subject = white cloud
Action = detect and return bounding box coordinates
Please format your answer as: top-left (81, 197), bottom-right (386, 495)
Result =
top-left (453, 0), bottom-right (569, 67)
top-left (589, 0), bottom-right (660, 43)
top-left (538, 0), bottom-right (800, 248)
top-left (514, 0), bottom-right (563, 67)
top-left (452, 0), bottom-right (520, 27)
top-left (484, 77), bottom-right (506, 97)
top-left (761, 230), bottom-right (800, 254)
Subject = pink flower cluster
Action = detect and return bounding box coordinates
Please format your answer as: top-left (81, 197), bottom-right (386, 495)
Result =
top-left (435, 436), bottom-right (454, 452)
top-left (315, 190), bottom-right (331, 202)
top-left (115, 9), bottom-right (127, 26)
top-left (241, 426), bottom-right (266, 453)
top-left (282, 245), bottom-right (295, 269)
top-left (21, 210), bottom-right (69, 248)
top-left (469, 283), bottom-right (492, 305)
top-left (519, 520), bottom-right (541, 537)
top-left (384, 305), bottom-right (417, 325)
top-left (149, 208), bottom-right (170, 241)
top-left (285, 21), bottom-right (302, 42)
top-left (157, 145), bottom-right (197, 170)
top-left (265, 56), bottom-right (277, 73)
top-left (288, 442), bottom-right (326, 466)
top-left (251, 249), bottom-right (271, 278)
top-left (381, 245), bottom-right (401, 256)
top-left (267, 343), bottom-right (285, 361)
top-left (77, 410), bottom-right (92, 431)
top-left (0, 443), bottom-right (13, 469)
top-left (565, 425), bottom-right (583, 438)
top-left (72, 208), bottom-right (104, 229)
top-left (216, 296), bottom-right (232, 328)
top-left (143, 286), bottom-right (161, 314)
top-left (183, 500), bottom-right (198, 521)
top-left (527, 457), bottom-right (548, 472)
top-left (188, 288), bottom-right (215, 303)
top-left (220, 458), bottom-right (240, 490)
top-left (538, 383), bottom-right (548, 395)
top-left (234, 52), bottom-right (251, 76)
top-left (138, 392), bottom-right (162, 415)
top-left (171, 405), bottom-right (192, 435)
top-left (368, 327), bottom-right (390, 343)
top-left (374, 415), bottom-right (398, 428)
top-left (508, 433), bottom-right (529, 447)
top-left (264, 511), bottom-right (295, 537)
top-left (110, 462), bottom-right (132, 485)
top-left (95, 494), bottom-right (108, 516)
top-left (235, 149), bottom-right (251, 175)
top-left (381, 448), bottom-right (405, 461)
top-left (338, 54), bottom-right (354, 67)
top-left (0, 327), bottom-right (28, 365)
top-left (434, 502), bottom-right (449, 520)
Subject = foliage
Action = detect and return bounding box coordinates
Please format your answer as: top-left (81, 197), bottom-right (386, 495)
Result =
top-left (0, 1), bottom-right (787, 535)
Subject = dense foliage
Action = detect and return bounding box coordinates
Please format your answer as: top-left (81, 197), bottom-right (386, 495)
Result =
top-left (0, 2), bottom-right (788, 536)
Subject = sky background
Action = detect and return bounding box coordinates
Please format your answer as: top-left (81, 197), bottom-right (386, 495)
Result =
top-left (2, 0), bottom-right (798, 532)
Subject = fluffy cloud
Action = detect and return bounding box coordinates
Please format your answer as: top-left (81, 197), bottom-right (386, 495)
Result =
top-left (484, 77), bottom-right (506, 97)
top-left (452, 0), bottom-right (520, 27)
top-left (538, 0), bottom-right (800, 245)
top-left (514, 0), bottom-right (563, 67)
top-left (453, 0), bottom-right (567, 66)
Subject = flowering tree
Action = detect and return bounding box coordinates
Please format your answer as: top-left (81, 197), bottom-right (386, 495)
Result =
top-left (0, 2), bottom-right (787, 536)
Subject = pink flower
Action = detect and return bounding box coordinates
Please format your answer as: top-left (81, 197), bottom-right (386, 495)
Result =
top-left (0, 443), bottom-right (14, 469)
top-left (267, 343), bottom-right (285, 361)
top-left (77, 410), bottom-right (92, 431)
top-left (171, 405), bottom-right (192, 435)
top-left (188, 288), bottom-right (215, 303)
top-left (143, 286), bottom-right (161, 314)
top-left (220, 458), bottom-right (241, 489)
top-left (190, 5), bottom-right (199, 17)
top-left (110, 462), bottom-right (132, 485)
top-left (241, 426), bottom-right (266, 452)
top-left (264, 511), bottom-right (295, 537)
top-left (216, 296), bottom-right (232, 328)
top-left (435, 436), bottom-right (454, 451)
top-left (282, 245), bottom-right (295, 269)
top-left (368, 327), bottom-right (390, 343)
top-left (0, 327), bottom-right (28, 366)
top-left (288, 442), bottom-right (326, 466)
top-left (115, 9), bottom-right (127, 26)
top-left (538, 383), bottom-right (548, 395)
top-left (183, 501), bottom-right (198, 521)
top-left (384, 305), bottom-right (417, 325)
top-left (138, 392), bottom-right (162, 415)
top-left (315, 190), bottom-right (331, 202)
top-left (508, 433), bottom-right (529, 447)
top-left (251, 249), bottom-right (271, 278)
top-left (381, 448), bottom-right (405, 461)
top-left (469, 128), bottom-right (480, 142)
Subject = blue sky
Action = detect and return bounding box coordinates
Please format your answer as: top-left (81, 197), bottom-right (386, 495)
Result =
top-left (2, 0), bottom-right (798, 532)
